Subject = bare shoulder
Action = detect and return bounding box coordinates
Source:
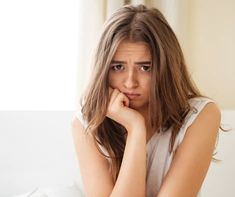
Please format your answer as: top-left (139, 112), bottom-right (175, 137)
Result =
top-left (182, 102), bottom-right (221, 148)
top-left (70, 114), bottom-right (90, 143)
top-left (70, 114), bottom-right (87, 136)
top-left (189, 102), bottom-right (221, 135)
top-left (199, 101), bottom-right (221, 120)
top-left (71, 114), bottom-right (83, 128)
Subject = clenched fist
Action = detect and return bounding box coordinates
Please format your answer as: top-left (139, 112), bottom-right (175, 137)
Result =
top-left (106, 87), bottom-right (145, 132)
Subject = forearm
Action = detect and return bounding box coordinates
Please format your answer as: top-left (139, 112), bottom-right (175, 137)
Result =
top-left (110, 124), bottom-right (147, 197)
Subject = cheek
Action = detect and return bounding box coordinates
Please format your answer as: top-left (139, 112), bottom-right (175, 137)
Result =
top-left (108, 74), bottom-right (118, 87)
top-left (143, 77), bottom-right (151, 93)
top-left (142, 76), bottom-right (151, 86)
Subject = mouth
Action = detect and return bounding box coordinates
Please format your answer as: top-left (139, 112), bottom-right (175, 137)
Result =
top-left (124, 93), bottom-right (141, 100)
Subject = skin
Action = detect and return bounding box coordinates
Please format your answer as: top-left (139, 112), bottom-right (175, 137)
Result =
top-left (107, 40), bottom-right (153, 139)
top-left (71, 40), bottom-right (221, 197)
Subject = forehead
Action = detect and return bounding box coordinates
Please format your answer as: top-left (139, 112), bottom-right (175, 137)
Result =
top-left (113, 41), bottom-right (151, 59)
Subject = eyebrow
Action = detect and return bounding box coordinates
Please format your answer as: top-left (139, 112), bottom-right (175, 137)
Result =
top-left (110, 60), bottom-right (151, 64)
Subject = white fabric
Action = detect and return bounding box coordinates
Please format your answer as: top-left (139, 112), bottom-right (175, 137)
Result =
top-left (75, 97), bottom-right (214, 197)
top-left (13, 185), bottom-right (84, 197)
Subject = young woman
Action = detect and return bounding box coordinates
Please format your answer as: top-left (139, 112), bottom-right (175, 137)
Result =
top-left (71, 4), bottom-right (221, 197)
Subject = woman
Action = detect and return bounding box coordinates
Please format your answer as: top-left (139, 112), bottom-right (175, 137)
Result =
top-left (72, 4), bottom-right (221, 197)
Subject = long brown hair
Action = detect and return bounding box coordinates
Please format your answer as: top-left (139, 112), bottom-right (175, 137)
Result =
top-left (80, 4), bottom-right (205, 182)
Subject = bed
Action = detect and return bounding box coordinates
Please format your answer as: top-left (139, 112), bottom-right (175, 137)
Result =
top-left (0, 110), bottom-right (234, 196)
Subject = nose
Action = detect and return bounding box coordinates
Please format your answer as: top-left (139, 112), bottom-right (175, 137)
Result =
top-left (123, 70), bottom-right (138, 89)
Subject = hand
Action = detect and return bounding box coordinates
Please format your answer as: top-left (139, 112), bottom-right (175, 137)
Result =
top-left (106, 87), bottom-right (145, 132)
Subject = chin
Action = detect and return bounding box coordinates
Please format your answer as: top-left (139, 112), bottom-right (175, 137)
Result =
top-left (129, 102), bottom-right (147, 110)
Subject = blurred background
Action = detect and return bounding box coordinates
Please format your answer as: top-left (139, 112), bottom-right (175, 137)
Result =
top-left (0, 0), bottom-right (234, 196)
top-left (0, 0), bottom-right (234, 110)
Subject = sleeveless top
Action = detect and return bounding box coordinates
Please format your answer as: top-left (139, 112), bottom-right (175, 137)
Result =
top-left (74, 97), bottom-right (215, 197)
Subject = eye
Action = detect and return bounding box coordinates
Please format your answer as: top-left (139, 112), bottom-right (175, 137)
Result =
top-left (140, 65), bottom-right (151, 72)
top-left (111, 64), bottom-right (124, 71)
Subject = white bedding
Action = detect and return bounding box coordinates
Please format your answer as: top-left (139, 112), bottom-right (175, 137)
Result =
top-left (0, 110), bottom-right (234, 197)
top-left (13, 184), bottom-right (84, 197)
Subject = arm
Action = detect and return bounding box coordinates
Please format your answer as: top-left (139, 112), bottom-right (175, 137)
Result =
top-left (157, 102), bottom-right (221, 197)
top-left (71, 117), bottom-right (114, 197)
top-left (71, 116), bottom-right (147, 197)
top-left (72, 88), bottom-right (147, 197)
top-left (106, 88), bottom-right (147, 196)
top-left (110, 122), bottom-right (147, 197)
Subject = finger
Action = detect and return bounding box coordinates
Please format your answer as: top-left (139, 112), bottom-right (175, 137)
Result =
top-left (123, 95), bottom-right (130, 107)
top-left (106, 88), bottom-right (120, 118)
top-left (109, 88), bottom-right (120, 106)
top-left (114, 91), bottom-right (130, 107)
top-left (108, 87), bottom-right (113, 98)
top-left (120, 92), bottom-right (130, 107)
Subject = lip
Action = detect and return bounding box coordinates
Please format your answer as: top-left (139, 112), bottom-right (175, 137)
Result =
top-left (124, 92), bottom-right (141, 100)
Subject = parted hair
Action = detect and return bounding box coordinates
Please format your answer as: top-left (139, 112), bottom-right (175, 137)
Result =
top-left (80, 4), bottom-right (204, 182)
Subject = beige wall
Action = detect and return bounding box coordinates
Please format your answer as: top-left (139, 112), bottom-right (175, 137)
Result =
top-left (152, 0), bottom-right (235, 109)
top-left (187, 0), bottom-right (235, 109)
top-left (189, 0), bottom-right (235, 109)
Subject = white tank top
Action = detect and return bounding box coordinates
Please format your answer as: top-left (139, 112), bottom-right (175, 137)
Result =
top-left (75, 97), bottom-right (214, 197)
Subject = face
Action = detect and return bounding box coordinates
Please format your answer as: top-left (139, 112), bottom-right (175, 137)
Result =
top-left (108, 40), bottom-right (152, 112)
